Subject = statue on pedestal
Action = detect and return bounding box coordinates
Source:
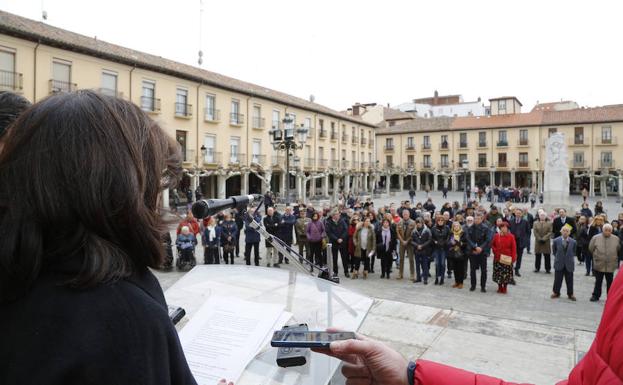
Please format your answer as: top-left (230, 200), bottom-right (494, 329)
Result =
top-left (543, 133), bottom-right (572, 212)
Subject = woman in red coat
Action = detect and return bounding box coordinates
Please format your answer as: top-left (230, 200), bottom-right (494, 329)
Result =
top-left (491, 221), bottom-right (517, 294)
top-left (316, 269), bottom-right (623, 385)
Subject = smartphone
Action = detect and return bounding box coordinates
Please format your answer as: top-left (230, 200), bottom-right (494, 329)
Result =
top-left (270, 330), bottom-right (356, 348)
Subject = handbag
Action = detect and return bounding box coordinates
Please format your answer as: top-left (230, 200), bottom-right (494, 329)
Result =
top-left (500, 254), bottom-right (513, 265)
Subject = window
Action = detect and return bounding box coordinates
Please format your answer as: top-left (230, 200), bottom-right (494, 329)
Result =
top-left (318, 147), bottom-right (324, 163)
top-left (478, 153), bottom-right (487, 167)
top-left (176, 131), bottom-right (187, 161)
top-left (0, 50), bottom-right (16, 90)
top-left (519, 129), bottom-right (528, 145)
top-left (272, 110), bottom-right (280, 129)
top-left (51, 60), bottom-right (72, 92)
top-left (478, 131), bottom-right (487, 146)
top-left (423, 155), bottom-right (431, 167)
top-left (440, 135), bottom-right (448, 148)
top-left (459, 154), bottom-right (468, 165)
top-left (230, 137), bottom-right (240, 163)
top-left (385, 138), bottom-right (393, 149)
top-left (498, 100), bottom-right (506, 113)
top-left (331, 149), bottom-right (336, 162)
top-left (423, 135), bottom-right (430, 148)
top-left (497, 153), bottom-right (507, 167)
top-left (351, 150), bottom-right (356, 163)
top-left (574, 127), bottom-right (584, 144)
top-left (407, 155), bottom-right (415, 167)
top-left (386, 156), bottom-right (393, 167)
top-left (100, 71), bottom-right (117, 97)
top-left (141, 81), bottom-right (156, 111)
top-left (459, 133), bottom-right (467, 147)
top-left (548, 127), bottom-right (557, 137)
top-left (205, 94), bottom-right (217, 120)
top-left (441, 154), bottom-right (449, 167)
top-left (573, 152), bottom-right (584, 167)
top-left (252, 139), bottom-right (261, 164)
top-left (407, 137), bottom-right (414, 148)
top-left (602, 126), bottom-right (612, 143)
top-left (231, 99), bottom-right (241, 124)
top-left (519, 152), bottom-right (528, 167)
top-left (319, 119), bottom-right (324, 130)
top-left (203, 135), bottom-right (216, 163)
top-left (175, 88), bottom-right (189, 116)
top-left (601, 151), bottom-right (612, 167)
top-left (252, 105), bottom-right (263, 128)
top-left (368, 153), bottom-right (372, 164)
top-left (498, 131), bottom-right (507, 146)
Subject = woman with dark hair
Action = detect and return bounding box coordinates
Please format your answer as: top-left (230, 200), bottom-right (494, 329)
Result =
top-left (448, 221), bottom-right (468, 288)
top-left (348, 216), bottom-right (359, 274)
top-left (0, 90), bottom-right (31, 139)
top-left (306, 211), bottom-right (325, 272)
top-left (0, 91), bottom-right (198, 384)
top-left (492, 221), bottom-right (517, 294)
top-left (202, 216), bottom-right (222, 264)
top-left (375, 218), bottom-right (397, 279)
top-left (353, 217), bottom-right (376, 279)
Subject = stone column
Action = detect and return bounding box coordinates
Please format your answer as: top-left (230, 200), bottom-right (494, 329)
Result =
top-left (295, 174), bottom-right (302, 201)
top-left (344, 174), bottom-right (351, 194)
top-left (531, 171), bottom-right (537, 190)
top-left (162, 188), bottom-right (170, 209)
top-left (443, 176), bottom-right (448, 188)
top-left (310, 176), bottom-right (316, 197)
top-left (433, 173), bottom-right (438, 191)
top-left (510, 170), bottom-right (516, 188)
top-left (217, 174), bottom-right (227, 199)
top-left (333, 176), bottom-right (340, 203)
top-left (241, 171), bottom-right (249, 195)
top-left (399, 174), bottom-right (404, 191)
top-left (323, 174), bottom-right (329, 197)
top-left (416, 172), bottom-right (421, 191)
top-left (281, 171), bottom-right (287, 196)
top-left (300, 176), bottom-right (307, 204)
top-left (590, 174), bottom-right (595, 197)
top-left (618, 173), bottom-right (623, 199)
top-left (470, 171), bottom-right (476, 192)
top-left (385, 174), bottom-right (391, 194)
top-left (490, 170), bottom-right (495, 186)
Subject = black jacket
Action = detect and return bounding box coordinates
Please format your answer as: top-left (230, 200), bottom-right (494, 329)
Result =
top-left (466, 223), bottom-right (490, 254)
top-left (431, 224), bottom-right (450, 249)
top-left (263, 212), bottom-right (282, 247)
top-left (509, 217), bottom-right (531, 248)
top-left (411, 227), bottom-right (432, 255)
top-left (375, 226), bottom-right (397, 255)
top-left (553, 216), bottom-right (577, 238)
top-left (0, 255), bottom-right (196, 385)
top-left (326, 218), bottom-right (349, 244)
top-left (277, 214), bottom-right (296, 244)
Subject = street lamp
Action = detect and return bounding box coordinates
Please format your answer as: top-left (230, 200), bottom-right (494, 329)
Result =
top-left (461, 160), bottom-right (469, 204)
top-left (269, 116), bottom-right (308, 204)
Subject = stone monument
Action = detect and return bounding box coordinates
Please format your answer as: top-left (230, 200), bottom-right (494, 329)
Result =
top-left (543, 132), bottom-right (573, 213)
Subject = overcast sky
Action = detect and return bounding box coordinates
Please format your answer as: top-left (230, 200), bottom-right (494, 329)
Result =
top-left (2, 0), bottom-right (622, 111)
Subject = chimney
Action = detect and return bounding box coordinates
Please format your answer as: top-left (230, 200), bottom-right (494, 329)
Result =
top-left (352, 105), bottom-right (360, 116)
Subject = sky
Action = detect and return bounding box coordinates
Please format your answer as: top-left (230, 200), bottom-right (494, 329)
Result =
top-left (2, 0), bottom-right (622, 112)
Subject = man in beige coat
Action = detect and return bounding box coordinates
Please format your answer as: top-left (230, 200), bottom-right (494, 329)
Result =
top-left (396, 210), bottom-right (416, 281)
top-left (588, 223), bottom-right (620, 301)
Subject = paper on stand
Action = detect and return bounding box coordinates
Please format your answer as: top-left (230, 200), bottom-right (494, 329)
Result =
top-left (179, 297), bottom-right (285, 384)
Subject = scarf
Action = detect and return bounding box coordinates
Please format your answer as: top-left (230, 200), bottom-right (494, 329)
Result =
top-left (452, 227), bottom-right (462, 242)
top-left (382, 227), bottom-right (391, 251)
top-left (207, 225), bottom-right (216, 242)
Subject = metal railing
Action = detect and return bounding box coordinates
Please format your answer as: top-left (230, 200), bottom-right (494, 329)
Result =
top-left (599, 159), bottom-right (615, 168)
top-left (518, 139), bottom-right (529, 146)
top-left (496, 160), bottom-right (508, 168)
top-left (228, 153), bottom-right (246, 165)
top-left (384, 144), bottom-right (395, 151)
top-left (204, 108), bottom-right (221, 122)
top-left (331, 160), bottom-right (340, 167)
top-left (406, 162), bottom-right (415, 169)
top-left (421, 162), bottom-right (432, 169)
top-left (319, 129), bottom-right (327, 138)
top-left (175, 103), bottom-right (193, 118)
top-left (98, 88), bottom-right (123, 98)
top-left (570, 137), bottom-right (586, 146)
top-left (571, 159), bottom-right (586, 168)
top-left (341, 134), bottom-right (348, 144)
top-left (202, 151), bottom-right (222, 165)
top-left (252, 116), bottom-right (265, 129)
top-left (439, 142), bottom-right (450, 150)
top-left (49, 79), bottom-right (77, 94)
top-left (250, 154), bottom-right (266, 166)
top-left (477, 161), bottom-right (488, 169)
top-left (422, 143), bottom-right (432, 150)
top-left (458, 142), bottom-right (468, 149)
top-left (369, 140), bottom-right (374, 148)
top-left (271, 155), bottom-right (285, 167)
top-left (140, 96), bottom-right (161, 112)
top-left (405, 144), bottom-right (415, 150)
top-left (330, 131), bottom-right (338, 140)
top-left (304, 158), bottom-right (314, 168)
top-left (516, 160), bottom-right (530, 168)
top-left (183, 149), bottom-right (195, 164)
top-left (272, 120), bottom-right (282, 130)
top-left (361, 137), bottom-right (367, 145)
top-left (230, 113), bottom-right (245, 125)
top-left (496, 140), bottom-right (509, 147)
top-left (596, 137), bottom-right (617, 145)
top-left (319, 158), bottom-right (328, 167)
top-left (478, 141), bottom-right (488, 148)
top-left (0, 70), bottom-right (23, 91)
top-left (352, 136), bottom-right (359, 144)
top-left (361, 161), bottom-right (369, 169)
top-left (341, 160), bottom-right (349, 168)
top-left (438, 162), bottom-right (451, 169)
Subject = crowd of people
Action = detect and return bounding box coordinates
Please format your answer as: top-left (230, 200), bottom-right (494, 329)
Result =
top-left (172, 190), bottom-right (622, 301)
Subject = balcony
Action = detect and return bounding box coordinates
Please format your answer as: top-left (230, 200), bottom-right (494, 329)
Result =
top-left (352, 161), bottom-right (359, 169)
top-left (369, 140), bottom-right (374, 149)
top-left (228, 153), bottom-right (246, 166)
top-left (272, 120), bottom-right (282, 130)
top-left (496, 140), bottom-right (509, 147)
top-left (405, 143), bottom-right (416, 151)
top-left (175, 103), bottom-right (193, 118)
top-left (421, 143), bottom-right (432, 151)
top-left (458, 142), bottom-right (468, 149)
top-left (271, 155), bottom-right (285, 168)
top-left (517, 139), bottom-right (529, 146)
top-left (250, 154), bottom-right (266, 167)
top-left (49, 79), bottom-right (77, 94)
top-left (599, 159), bottom-right (615, 169)
top-left (330, 131), bottom-right (338, 140)
top-left (331, 160), bottom-right (340, 168)
top-left (352, 136), bottom-right (359, 145)
top-left (98, 88), bottom-right (123, 98)
top-left (571, 159), bottom-right (586, 169)
top-left (421, 162), bottom-right (432, 169)
top-left (596, 137), bottom-right (617, 146)
top-left (182, 149), bottom-right (195, 166)
top-left (516, 160), bottom-right (530, 168)
top-left (569, 137), bottom-right (587, 146)
top-left (496, 161), bottom-right (508, 168)
top-left (230, 113), bottom-right (245, 126)
top-left (202, 151), bottom-right (222, 167)
top-left (361, 161), bottom-right (369, 169)
top-left (439, 142), bottom-right (450, 151)
top-left (319, 129), bottom-right (327, 139)
top-left (478, 141), bottom-right (488, 148)
top-left (384, 144), bottom-right (395, 151)
top-left (385, 162), bottom-right (394, 169)
top-left (405, 161), bottom-right (415, 169)
top-left (341, 160), bottom-right (349, 168)
top-left (306, 127), bottom-right (315, 137)
top-left (341, 135), bottom-right (348, 144)
top-left (0, 70), bottom-right (23, 91)
top-left (477, 162), bottom-right (488, 169)
top-left (304, 158), bottom-right (314, 168)
top-left (438, 162), bottom-right (451, 170)
top-left (204, 108), bottom-right (221, 122)
top-left (252, 116), bottom-right (265, 129)
top-left (140, 96), bottom-right (161, 113)
top-left (361, 137), bottom-right (367, 145)
top-left (319, 158), bottom-right (328, 167)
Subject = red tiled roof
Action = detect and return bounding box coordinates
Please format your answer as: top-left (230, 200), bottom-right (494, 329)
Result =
top-left (451, 111), bottom-right (543, 130)
top-left (383, 107), bottom-right (413, 121)
top-left (541, 105), bottom-right (623, 125)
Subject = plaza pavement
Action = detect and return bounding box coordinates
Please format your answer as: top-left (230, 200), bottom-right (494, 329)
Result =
top-left (155, 190), bottom-right (621, 384)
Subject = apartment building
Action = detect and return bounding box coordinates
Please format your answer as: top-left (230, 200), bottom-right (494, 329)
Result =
top-left (0, 10), bottom-right (376, 203)
top-left (376, 97), bottom-right (623, 196)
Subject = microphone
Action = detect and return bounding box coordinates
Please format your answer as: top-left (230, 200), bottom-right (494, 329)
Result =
top-left (191, 194), bottom-right (263, 219)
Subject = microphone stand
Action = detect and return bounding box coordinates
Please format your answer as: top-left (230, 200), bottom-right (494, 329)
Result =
top-left (245, 197), bottom-right (339, 284)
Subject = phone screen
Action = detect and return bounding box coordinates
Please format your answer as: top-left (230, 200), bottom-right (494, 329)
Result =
top-left (270, 331), bottom-right (356, 348)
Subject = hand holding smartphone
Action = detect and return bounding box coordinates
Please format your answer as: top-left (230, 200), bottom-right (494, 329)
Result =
top-left (270, 330), bottom-right (357, 349)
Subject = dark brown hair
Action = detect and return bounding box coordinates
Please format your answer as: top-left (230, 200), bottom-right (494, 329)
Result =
top-left (0, 90), bottom-right (181, 301)
top-left (0, 91), bottom-right (31, 138)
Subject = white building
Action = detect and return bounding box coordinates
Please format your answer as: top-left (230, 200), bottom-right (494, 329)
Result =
top-left (395, 91), bottom-right (487, 118)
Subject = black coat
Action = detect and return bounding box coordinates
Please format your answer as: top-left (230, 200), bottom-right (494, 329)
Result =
top-left (0, 256), bottom-right (196, 385)
top-left (375, 226), bottom-right (397, 256)
top-left (263, 212), bottom-right (282, 248)
top-left (412, 227), bottom-right (432, 255)
top-left (553, 216), bottom-right (577, 238)
top-left (466, 223), bottom-right (490, 254)
top-left (509, 218), bottom-right (531, 249)
top-left (431, 224), bottom-right (450, 250)
top-left (326, 218), bottom-right (349, 244)
top-left (277, 214), bottom-right (296, 244)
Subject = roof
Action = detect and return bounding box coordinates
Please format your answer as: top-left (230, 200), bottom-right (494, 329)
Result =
top-left (376, 117), bottom-right (454, 135)
top-left (0, 10), bottom-right (375, 128)
top-left (531, 101), bottom-right (578, 112)
top-left (540, 104), bottom-right (623, 125)
top-left (451, 111), bottom-right (543, 130)
top-left (383, 107), bottom-right (413, 121)
top-left (489, 96), bottom-right (523, 106)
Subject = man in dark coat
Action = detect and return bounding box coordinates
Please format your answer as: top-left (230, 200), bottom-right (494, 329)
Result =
top-left (277, 206), bottom-right (296, 264)
top-left (244, 208), bottom-right (262, 266)
top-left (509, 208), bottom-right (531, 276)
top-left (232, 208), bottom-right (245, 258)
top-left (466, 214), bottom-right (490, 292)
top-left (411, 218), bottom-right (432, 284)
top-left (551, 225), bottom-right (577, 300)
top-left (326, 210), bottom-right (350, 277)
top-left (552, 208), bottom-right (577, 239)
top-left (264, 191), bottom-right (274, 214)
top-left (263, 207), bottom-right (281, 267)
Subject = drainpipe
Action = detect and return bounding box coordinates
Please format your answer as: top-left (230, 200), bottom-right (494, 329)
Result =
top-left (129, 64), bottom-right (136, 100)
top-left (246, 96), bottom-right (251, 163)
top-left (33, 41), bottom-right (40, 101)
top-left (196, 82), bottom-right (202, 167)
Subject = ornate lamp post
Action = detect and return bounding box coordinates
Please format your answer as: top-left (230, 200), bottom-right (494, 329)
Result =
top-left (269, 116), bottom-right (308, 204)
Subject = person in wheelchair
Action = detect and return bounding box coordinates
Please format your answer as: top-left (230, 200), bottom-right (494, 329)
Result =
top-left (176, 226), bottom-right (197, 269)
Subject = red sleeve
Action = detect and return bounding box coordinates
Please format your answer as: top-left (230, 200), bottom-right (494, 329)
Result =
top-left (491, 234), bottom-right (499, 260)
top-left (415, 360), bottom-right (532, 385)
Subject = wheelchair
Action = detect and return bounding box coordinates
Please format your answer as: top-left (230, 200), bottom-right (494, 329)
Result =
top-left (176, 245), bottom-right (197, 271)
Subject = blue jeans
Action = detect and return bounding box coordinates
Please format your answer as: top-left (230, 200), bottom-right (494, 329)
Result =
top-left (585, 253), bottom-right (593, 275)
top-left (432, 248), bottom-right (447, 278)
top-left (415, 253), bottom-right (430, 280)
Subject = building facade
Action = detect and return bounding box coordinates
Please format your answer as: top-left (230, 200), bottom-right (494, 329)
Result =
top-left (394, 91), bottom-right (487, 118)
top-left (0, 10), bottom-right (377, 205)
top-left (377, 97), bottom-right (623, 197)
